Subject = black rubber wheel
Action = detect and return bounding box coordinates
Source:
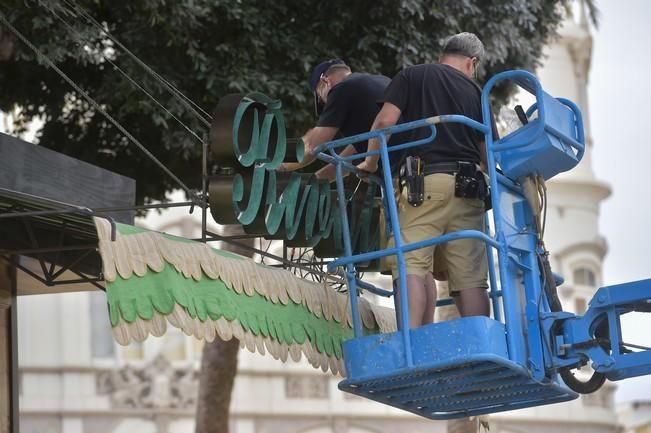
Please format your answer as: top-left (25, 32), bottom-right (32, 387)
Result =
top-left (554, 315), bottom-right (608, 394)
top-left (559, 367), bottom-right (606, 394)
top-left (543, 253), bottom-right (607, 395)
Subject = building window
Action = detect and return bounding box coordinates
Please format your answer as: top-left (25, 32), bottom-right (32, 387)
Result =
top-left (158, 330), bottom-right (187, 362)
top-left (575, 297), bottom-right (587, 314)
top-left (117, 329), bottom-right (191, 363)
top-left (285, 375), bottom-right (329, 399)
top-left (121, 342), bottom-right (145, 361)
top-left (573, 267), bottom-right (596, 287)
top-left (89, 291), bottom-right (116, 359)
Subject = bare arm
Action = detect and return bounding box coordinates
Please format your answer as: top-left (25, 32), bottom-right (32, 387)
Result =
top-left (478, 140), bottom-right (488, 172)
top-left (357, 102), bottom-right (402, 173)
top-left (315, 144), bottom-right (358, 182)
top-left (280, 126), bottom-right (338, 172)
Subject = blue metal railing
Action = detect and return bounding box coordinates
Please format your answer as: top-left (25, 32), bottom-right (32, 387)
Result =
top-left (313, 69), bottom-right (585, 372)
top-left (314, 116), bottom-right (502, 369)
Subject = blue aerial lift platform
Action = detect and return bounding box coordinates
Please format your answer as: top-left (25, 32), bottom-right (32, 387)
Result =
top-left (312, 70), bottom-right (651, 419)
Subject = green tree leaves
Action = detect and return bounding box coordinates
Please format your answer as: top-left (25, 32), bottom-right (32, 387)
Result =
top-left (0, 0), bottom-right (589, 204)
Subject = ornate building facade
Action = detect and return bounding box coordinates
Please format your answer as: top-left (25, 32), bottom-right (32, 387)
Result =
top-left (15, 6), bottom-right (620, 433)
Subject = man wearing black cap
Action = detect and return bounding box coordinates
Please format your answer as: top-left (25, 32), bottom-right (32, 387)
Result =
top-left (357, 32), bottom-right (491, 327)
top-left (281, 59), bottom-right (400, 180)
top-left (282, 59), bottom-right (446, 327)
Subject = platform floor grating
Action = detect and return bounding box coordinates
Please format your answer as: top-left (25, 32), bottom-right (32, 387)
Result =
top-left (339, 359), bottom-right (577, 419)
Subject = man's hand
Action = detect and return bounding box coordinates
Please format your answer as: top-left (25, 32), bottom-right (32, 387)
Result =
top-left (356, 159), bottom-right (378, 173)
top-left (303, 126), bottom-right (338, 155)
top-left (355, 159), bottom-right (378, 180)
top-left (278, 162), bottom-right (303, 172)
top-left (314, 144), bottom-right (359, 182)
top-left (279, 126), bottom-right (338, 173)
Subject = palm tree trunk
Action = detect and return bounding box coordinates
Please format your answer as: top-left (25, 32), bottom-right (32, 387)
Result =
top-left (195, 225), bottom-right (255, 433)
top-left (195, 337), bottom-right (240, 433)
top-left (447, 417), bottom-right (479, 433)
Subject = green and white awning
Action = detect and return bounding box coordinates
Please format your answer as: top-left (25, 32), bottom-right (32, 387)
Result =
top-left (95, 218), bottom-right (396, 376)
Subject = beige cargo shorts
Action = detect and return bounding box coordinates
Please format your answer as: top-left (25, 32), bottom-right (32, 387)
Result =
top-left (386, 173), bottom-right (488, 294)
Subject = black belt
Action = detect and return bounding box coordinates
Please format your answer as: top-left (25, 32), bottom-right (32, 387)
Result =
top-left (402, 161), bottom-right (477, 176)
top-left (422, 162), bottom-right (461, 176)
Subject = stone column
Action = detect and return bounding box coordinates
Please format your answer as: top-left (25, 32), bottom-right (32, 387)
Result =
top-left (0, 259), bottom-right (16, 433)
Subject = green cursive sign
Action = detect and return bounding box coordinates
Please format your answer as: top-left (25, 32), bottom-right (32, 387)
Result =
top-left (208, 92), bottom-right (381, 264)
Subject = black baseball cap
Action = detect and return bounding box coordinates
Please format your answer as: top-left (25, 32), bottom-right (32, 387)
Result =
top-left (309, 59), bottom-right (347, 116)
top-left (309, 59), bottom-right (347, 92)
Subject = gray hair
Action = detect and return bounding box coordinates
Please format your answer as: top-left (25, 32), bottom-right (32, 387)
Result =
top-left (325, 63), bottom-right (351, 75)
top-left (442, 32), bottom-right (485, 61)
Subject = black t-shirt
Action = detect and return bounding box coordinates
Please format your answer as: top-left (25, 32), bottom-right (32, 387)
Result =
top-left (317, 72), bottom-right (402, 172)
top-left (384, 63), bottom-right (485, 165)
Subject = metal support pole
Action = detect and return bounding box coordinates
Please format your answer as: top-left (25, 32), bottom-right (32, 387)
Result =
top-left (378, 135), bottom-right (413, 367)
top-left (334, 162), bottom-right (362, 338)
top-left (10, 256), bottom-right (19, 433)
top-left (201, 136), bottom-right (208, 243)
top-left (282, 241), bottom-right (288, 270)
top-left (485, 213), bottom-right (501, 322)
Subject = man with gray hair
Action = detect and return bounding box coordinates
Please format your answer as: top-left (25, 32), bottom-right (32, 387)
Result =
top-left (357, 32), bottom-right (491, 327)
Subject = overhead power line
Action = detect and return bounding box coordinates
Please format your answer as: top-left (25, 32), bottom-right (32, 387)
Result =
top-left (41, 0), bottom-right (205, 143)
top-left (0, 8), bottom-right (196, 198)
top-left (61, 0), bottom-right (213, 127)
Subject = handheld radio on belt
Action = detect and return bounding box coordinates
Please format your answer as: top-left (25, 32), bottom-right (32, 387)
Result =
top-left (400, 156), bottom-right (425, 206)
top-left (454, 161), bottom-right (482, 199)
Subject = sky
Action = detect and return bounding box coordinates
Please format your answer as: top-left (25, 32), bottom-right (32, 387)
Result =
top-left (588, 0), bottom-right (651, 404)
